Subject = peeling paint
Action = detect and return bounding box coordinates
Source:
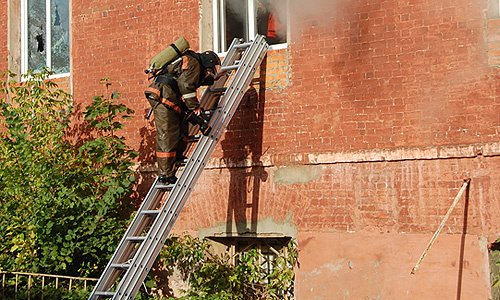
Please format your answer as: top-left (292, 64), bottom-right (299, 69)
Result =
top-left (309, 259), bottom-right (346, 277)
top-left (274, 165), bottom-right (323, 185)
top-left (197, 214), bottom-right (297, 238)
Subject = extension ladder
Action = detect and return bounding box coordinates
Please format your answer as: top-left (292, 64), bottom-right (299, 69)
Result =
top-left (89, 35), bottom-right (269, 300)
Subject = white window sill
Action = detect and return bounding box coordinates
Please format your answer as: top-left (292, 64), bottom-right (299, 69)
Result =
top-left (218, 43), bottom-right (287, 57)
top-left (48, 72), bottom-right (70, 79)
top-left (19, 71), bottom-right (70, 82)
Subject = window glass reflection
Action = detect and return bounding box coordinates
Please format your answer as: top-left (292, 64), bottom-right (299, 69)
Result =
top-left (27, 0), bottom-right (47, 71)
top-left (51, 0), bottom-right (70, 73)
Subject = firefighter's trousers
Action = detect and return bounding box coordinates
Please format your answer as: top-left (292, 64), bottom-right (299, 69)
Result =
top-left (148, 99), bottom-right (187, 177)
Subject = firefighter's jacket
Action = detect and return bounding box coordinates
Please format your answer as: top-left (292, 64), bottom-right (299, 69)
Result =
top-left (144, 52), bottom-right (203, 177)
top-left (145, 53), bottom-right (202, 113)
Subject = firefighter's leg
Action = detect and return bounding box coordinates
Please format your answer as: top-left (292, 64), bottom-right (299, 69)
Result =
top-left (150, 100), bottom-right (182, 178)
top-left (176, 115), bottom-right (189, 159)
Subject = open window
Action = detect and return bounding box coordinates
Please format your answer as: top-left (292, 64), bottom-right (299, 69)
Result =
top-left (21, 0), bottom-right (70, 76)
top-left (213, 0), bottom-right (288, 53)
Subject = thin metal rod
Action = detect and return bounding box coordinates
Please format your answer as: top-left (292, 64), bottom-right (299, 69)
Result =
top-left (410, 178), bottom-right (471, 274)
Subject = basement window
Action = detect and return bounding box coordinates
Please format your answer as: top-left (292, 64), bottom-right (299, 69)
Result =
top-left (208, 236), bottom-right (295, 297)
top-left (21, 0), bottom-right (70, 76)
top-left (212, 0), bottom-right (288, 53)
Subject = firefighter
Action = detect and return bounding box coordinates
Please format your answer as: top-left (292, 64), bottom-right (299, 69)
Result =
top-left (144, 49), bottom-right (221, 184)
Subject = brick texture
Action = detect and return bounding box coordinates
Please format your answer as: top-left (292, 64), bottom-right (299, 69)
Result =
top-left (0, 0), bottom-right (7, 72)
top-left (67, 0), bottom-right (500, 239)
top-left (176, 156), bottom-right (499, 238)
top-left (71, 0), bottom-right (200, 156)
top-left (1, 0), bottom-right (499, 298)
top-left (281, 0), bottom-right (498, 154)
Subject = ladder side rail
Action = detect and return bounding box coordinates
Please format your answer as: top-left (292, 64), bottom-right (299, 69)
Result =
top-left (197, 37), bottom-right (242, 111)
top-left (199, 36), bottom-right (268, 148)
top-left (116, 37), bottom-right (269, 299)
top-left (190, 38), bottom-right (244, 136)
top-left (111, 36), bottom-right (268, 300)
top-left (111, 186), bottom-right (184, 299)
top-left (90, 178), bottom-right (162, 298)
top-left (90, 37), bottom-right (255, 300)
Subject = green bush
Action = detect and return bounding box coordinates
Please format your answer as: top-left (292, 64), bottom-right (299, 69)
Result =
top-left (160, 235), bottom-right (298, 300)
top-left (0, 70), bottom-right (137, 277)
top-left (492, 239), bottom-right (500, 300)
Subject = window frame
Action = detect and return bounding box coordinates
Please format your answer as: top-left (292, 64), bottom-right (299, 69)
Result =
top-left (20, 0), bottom-right (70, 78)
top-left (212, 0), bottom-right (288, 54)
top-left (208, 236), bottom-right (294, 298)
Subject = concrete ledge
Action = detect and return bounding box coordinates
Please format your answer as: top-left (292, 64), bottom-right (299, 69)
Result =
top-left (134, 142), bottom-right (500, 172)
top-left (205, 141), bottom-right (500, 169)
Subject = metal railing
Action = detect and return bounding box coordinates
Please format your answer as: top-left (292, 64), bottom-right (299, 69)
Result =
top-left (1, 271), bottom-right (97, 295)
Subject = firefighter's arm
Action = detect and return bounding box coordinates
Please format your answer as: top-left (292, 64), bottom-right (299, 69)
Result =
top-left (178, 56), bottom-right (202, 112)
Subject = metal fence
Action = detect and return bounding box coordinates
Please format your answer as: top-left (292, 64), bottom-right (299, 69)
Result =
top-left (1, 271), bottom-right (97, 296)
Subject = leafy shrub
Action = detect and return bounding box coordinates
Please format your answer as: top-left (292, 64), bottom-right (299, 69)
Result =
top-left (0, 70), bottom-right (137, 277)
top-left (159, 235), bottom-right (298, 300)
top-left (492, 240), bottom-right (500, 300)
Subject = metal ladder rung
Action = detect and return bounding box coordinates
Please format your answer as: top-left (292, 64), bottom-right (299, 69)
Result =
top-left (94, 291), bottom-right (115, 297)
top-left (176, 159), bottom-right (188, 166)
top-left (110, 263), bottom-right (130, 269)
top-left (209, 87), bottom-right (227, 93)
top-left (187, 134), bottom-right (201, 142)
top-left (141, 209), bottom-right (161, 215)
top-left (125, 236), bottom-right (146, 242)
top-left (155, 183), bottom-right (174, 190)
top-left (221, 65), bottom-right (239, 71)
top-left (234, 41), bottom-right (252, 49)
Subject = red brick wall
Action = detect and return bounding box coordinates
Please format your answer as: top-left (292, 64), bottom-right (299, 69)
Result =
top-left (276, 0), bottom-right (496, 156)
top-left (172, 0), bottom-right (498, 298)
top-left (71, 0), bottom-right (200, 151)
top-left (0, 0), bottom-right (7, 72)
top-left (178, 156), bottom-right (499, 237)
top-left (1, 0), bottom-right (498, 298)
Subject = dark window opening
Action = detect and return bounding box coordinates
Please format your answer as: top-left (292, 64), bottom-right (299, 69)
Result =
top-left (214, 0), bottom-right (288, 52)
top-left (50, 0), bottom-right (70, 73)
top-left (256, 0), bottom-right (287, 45)
top-left (27, 0), bottom-right (47, 71)
top-left (225, 0), bottom-right (248, 50)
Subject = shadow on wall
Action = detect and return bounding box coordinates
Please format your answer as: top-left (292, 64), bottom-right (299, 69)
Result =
top-left (135, 112), bottom-right (158, 198)
top-left (222, 57), bottom-right (269, 235)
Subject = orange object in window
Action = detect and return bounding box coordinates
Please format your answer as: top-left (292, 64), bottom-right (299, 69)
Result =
top-left (267, 11), bottom-right (279, 39)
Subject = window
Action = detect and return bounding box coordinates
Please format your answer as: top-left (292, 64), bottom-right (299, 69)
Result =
top-left (488, 0), bottom-right (500, 17)
top-left (208, 236), bottom-right (295, 298)
top-left (213, 0), bottom-right (288, 52)
top-left (21, 0), bottom-right (70, 76)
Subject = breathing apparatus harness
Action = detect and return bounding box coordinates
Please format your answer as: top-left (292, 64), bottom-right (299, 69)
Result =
top-left (145, 46), bottom-right (220, 136)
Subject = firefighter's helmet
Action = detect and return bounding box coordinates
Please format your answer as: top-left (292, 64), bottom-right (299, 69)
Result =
top-left (199, 51), bottom-right (221, 70)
